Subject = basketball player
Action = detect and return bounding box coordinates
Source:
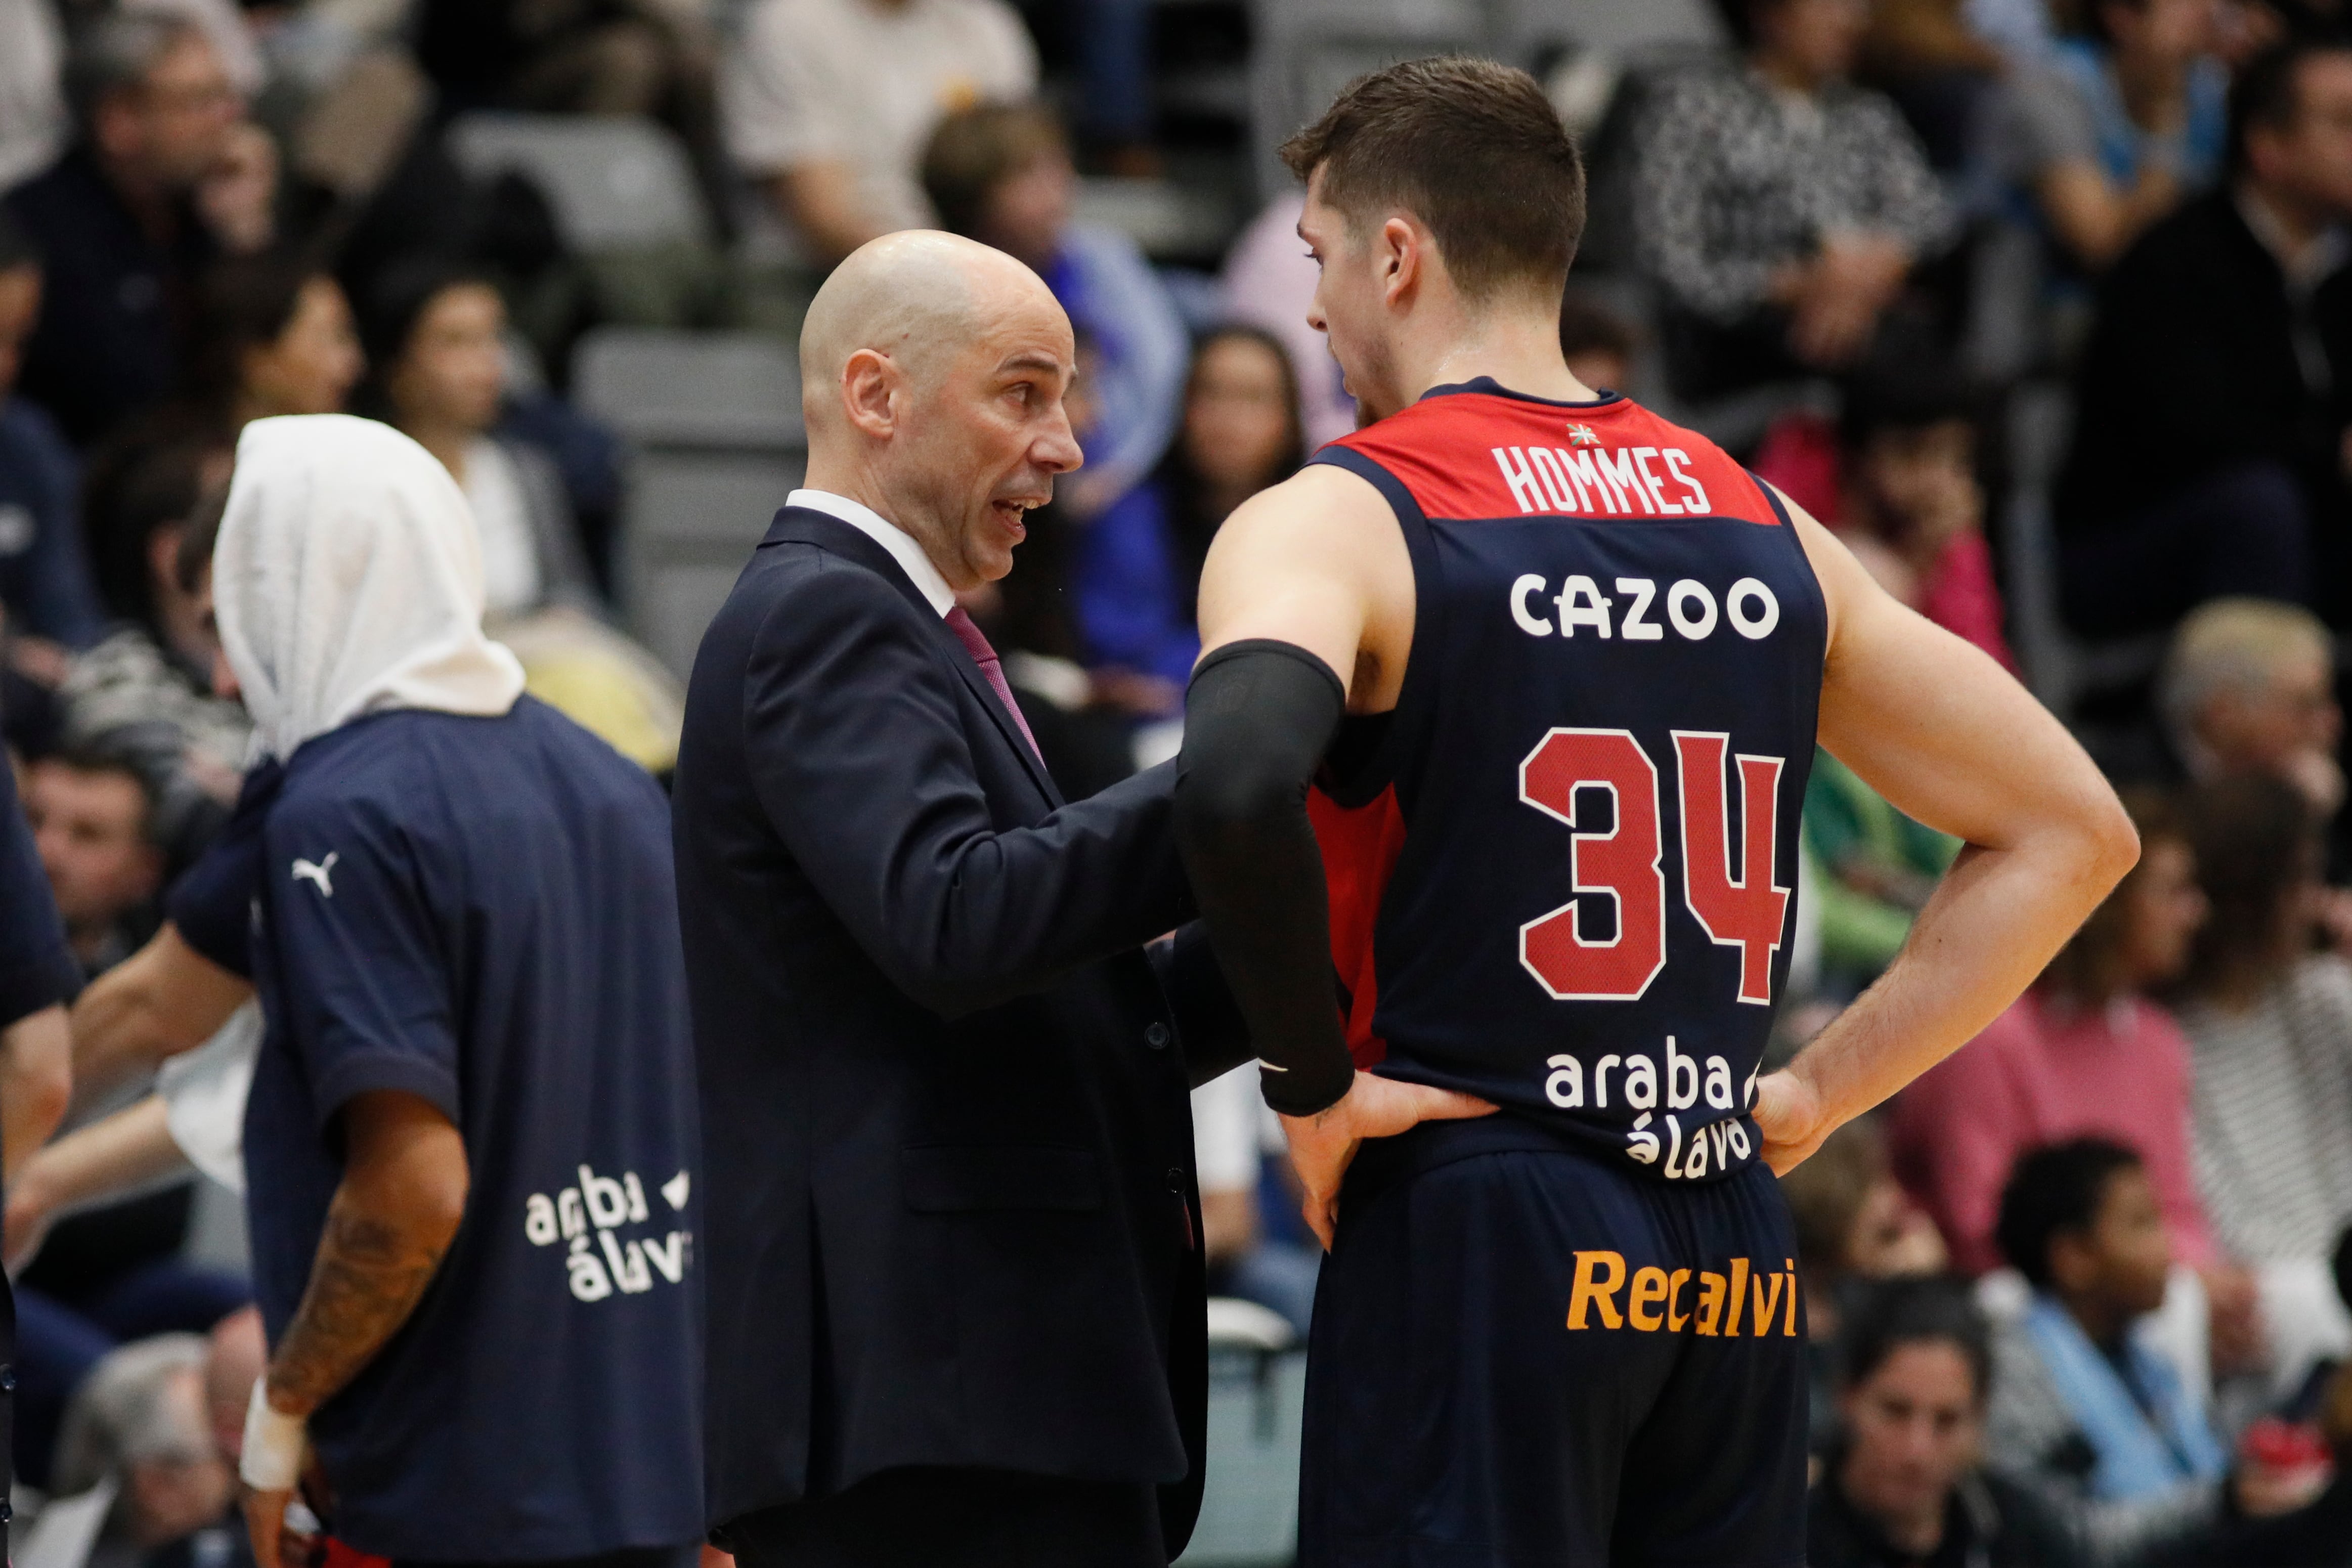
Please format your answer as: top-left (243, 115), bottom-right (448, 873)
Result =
top-left (1171, 59), bottom-right (2138, 1566)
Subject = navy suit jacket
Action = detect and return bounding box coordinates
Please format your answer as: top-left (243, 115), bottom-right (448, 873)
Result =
top-left (673, 505), bottom-right (1242, 1552)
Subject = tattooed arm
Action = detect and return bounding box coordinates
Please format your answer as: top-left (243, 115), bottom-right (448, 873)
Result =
top-left (246, 1090), bottom-right (468, 1567)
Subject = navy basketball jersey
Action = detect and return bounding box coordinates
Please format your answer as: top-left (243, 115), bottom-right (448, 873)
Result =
top-left (1311, 379), bottom-right (1826, 1184)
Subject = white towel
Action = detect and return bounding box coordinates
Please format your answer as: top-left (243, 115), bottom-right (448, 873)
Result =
top-left (214, 415), bottom-right (524, 763)
top-left (156, 1001), bottom-right (262, 1194)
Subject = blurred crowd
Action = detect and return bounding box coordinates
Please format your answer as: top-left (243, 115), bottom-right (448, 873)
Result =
top-left (7, 0), bottom-right (2352, 1563)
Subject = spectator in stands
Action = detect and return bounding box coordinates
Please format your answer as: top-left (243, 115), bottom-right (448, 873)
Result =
top-left (1072, 325), bottom-right (1304, 708)
top-left (1557, 287), bottom-right (1639, 397)
top-left (361, 262), bottom-right (597, 619)
top-left (2157, 598), bottom-right (2342, 818)
top-left (2175, 773), bottom-right (2352, 1382)
top-left (183, 253), bottom-right (363, 433)
top-left (1219, 191), bottom-right (1355, 445)
top-left (1988, 1137), bottom-right (2349, 1558)
top-left (1840, 377), bottom-right (2015, 667)
top-left (1986, 0), bottom-right (2228, 276)
top-left (722, 0), bottom-right (1037, 268)
top-left (2056, 35), bottom-right (2352, 635)
top-left (3, 11), bottom-right (277, 445)
top-left (64, 436), bottom-right (249, 822)
top-left (25, 742), bottom-right (166, 977)
top-left (1781, 1118), bottom-right (1950, 1448)
top-left (0, 207), bottom-right (106, 657)
top-left (51, 1334), bottom-right (236, 1554)
top-left (1630, 0), bottom-right (1959, 401)
top-left (1807, 1279), bottom-right (2080, 1568)
top-left (1888, 791), bottom-right (2273, 1385)
top-left (1784, 1119), bottom-right (1950, 1339)
top-left (1893, 793), bottom-right (2217, 1275)
top-left (363, 262), bottom-right (685, 771)
top-left (923, 100), bottom-right (1188, 512)
top-left (1891, 799), bottom-right (2239, 1260)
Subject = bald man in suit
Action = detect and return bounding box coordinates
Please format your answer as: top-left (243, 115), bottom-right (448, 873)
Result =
top-left (673, 231), bottom-right (1250, 1568)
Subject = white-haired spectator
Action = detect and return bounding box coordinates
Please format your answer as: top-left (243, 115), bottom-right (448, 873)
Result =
top-left (2158, 596), bottom-right (2341, 817)
top-left (722, 0), bottom-right (1036, 268)
top-left (52, 1333), bottom-right (237, 1556)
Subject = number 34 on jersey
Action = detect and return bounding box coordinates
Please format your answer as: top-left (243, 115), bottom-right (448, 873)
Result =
top-left (1518, 728), bottom-right (1789, 1009)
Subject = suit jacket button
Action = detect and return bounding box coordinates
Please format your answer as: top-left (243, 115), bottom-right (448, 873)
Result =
top-left (1144, 1022), bottom-right (1170, 1050)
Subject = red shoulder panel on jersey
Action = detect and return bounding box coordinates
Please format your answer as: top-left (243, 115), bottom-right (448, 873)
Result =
top-left (1329, 391), bottom-right (1781, 527)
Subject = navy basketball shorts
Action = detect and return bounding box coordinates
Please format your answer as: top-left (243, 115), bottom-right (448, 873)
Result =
top-left (1298, 1125), bottom-right (1809, 1568)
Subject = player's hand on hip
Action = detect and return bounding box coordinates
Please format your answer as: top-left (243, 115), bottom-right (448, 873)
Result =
top-left (1752, 1068), bottom-right (1833, 1175)
top-left (1277, 1071), bottom-right (1496, 1251)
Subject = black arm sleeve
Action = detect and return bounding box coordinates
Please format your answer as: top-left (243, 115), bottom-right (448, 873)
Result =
top-left (1173, 639), bottom-right (1355, 1116)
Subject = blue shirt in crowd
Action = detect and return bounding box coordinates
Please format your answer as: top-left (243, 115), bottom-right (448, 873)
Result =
top-left (0, 398), bottom-right (104, 649)
top-left (215, 700), bottom-right (701, 1560)
top-left (1072, 476), bottom-right (1201, 689)
top-left (2050, 39), bottom-right (2228, 194)
top-left (1045, 223), bottom-right (1190, 500)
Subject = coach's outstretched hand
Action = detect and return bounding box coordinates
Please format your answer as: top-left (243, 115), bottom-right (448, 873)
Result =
top-left (1278, 1071), bottom-right (1496, 1250)
top-left (1751, 1068), bottom-right (1831, 1175)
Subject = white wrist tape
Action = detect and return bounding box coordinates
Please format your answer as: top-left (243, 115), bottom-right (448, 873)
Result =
top-left (240, 1379), bottom-right (307, 1492)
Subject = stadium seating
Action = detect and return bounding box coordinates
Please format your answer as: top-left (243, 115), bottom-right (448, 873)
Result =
top-left (574, 327), bottom-right (806, 679)
top-left (1177, 1299), bottom-right (1309, 1567)
top-left (446, 112), bottom-right (710, 253)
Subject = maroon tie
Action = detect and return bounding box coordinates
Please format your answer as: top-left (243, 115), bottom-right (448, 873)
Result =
top-left (944, 605), bottom-right (1043, 764)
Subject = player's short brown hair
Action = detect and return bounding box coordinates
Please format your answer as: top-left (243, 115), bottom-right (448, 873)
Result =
top-left (1280, 56), bottom-right (1585, 303)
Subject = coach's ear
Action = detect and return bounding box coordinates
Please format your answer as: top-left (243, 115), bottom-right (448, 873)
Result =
top-left (840, 346), bottom-right (904, 442)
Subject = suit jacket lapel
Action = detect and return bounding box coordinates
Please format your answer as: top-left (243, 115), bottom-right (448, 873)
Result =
top-left (761, 507), bottom-right (1065, 807)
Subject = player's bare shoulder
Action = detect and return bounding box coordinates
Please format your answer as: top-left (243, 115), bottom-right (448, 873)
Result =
top-left (1197, 461), bottom-right (1416, 709)
top-left (1755, 480), bottom-right (1857, 655)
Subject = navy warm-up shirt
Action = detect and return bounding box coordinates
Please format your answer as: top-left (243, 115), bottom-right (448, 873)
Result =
top-left (164, 759), bottom-right (281, 978)
top-left (234, 700), bottom-right (702, 1560)
top-left (2, 757), bottom-right (77, 1029)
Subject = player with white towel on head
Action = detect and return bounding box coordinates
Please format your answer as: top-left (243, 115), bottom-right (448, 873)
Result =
top-left (166, 414), bottom-right (704, 1568)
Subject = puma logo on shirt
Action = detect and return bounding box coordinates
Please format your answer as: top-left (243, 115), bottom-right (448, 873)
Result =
top-left (291, 853), bottom-right (338, 897)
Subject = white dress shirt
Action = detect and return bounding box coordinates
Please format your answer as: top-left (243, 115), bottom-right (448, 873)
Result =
top-left (787, 488), bottom-right (954, 617)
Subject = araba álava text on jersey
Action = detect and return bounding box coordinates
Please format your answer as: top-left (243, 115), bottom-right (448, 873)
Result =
top-left (1544, 1036), bottom-right (1762, 1181)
